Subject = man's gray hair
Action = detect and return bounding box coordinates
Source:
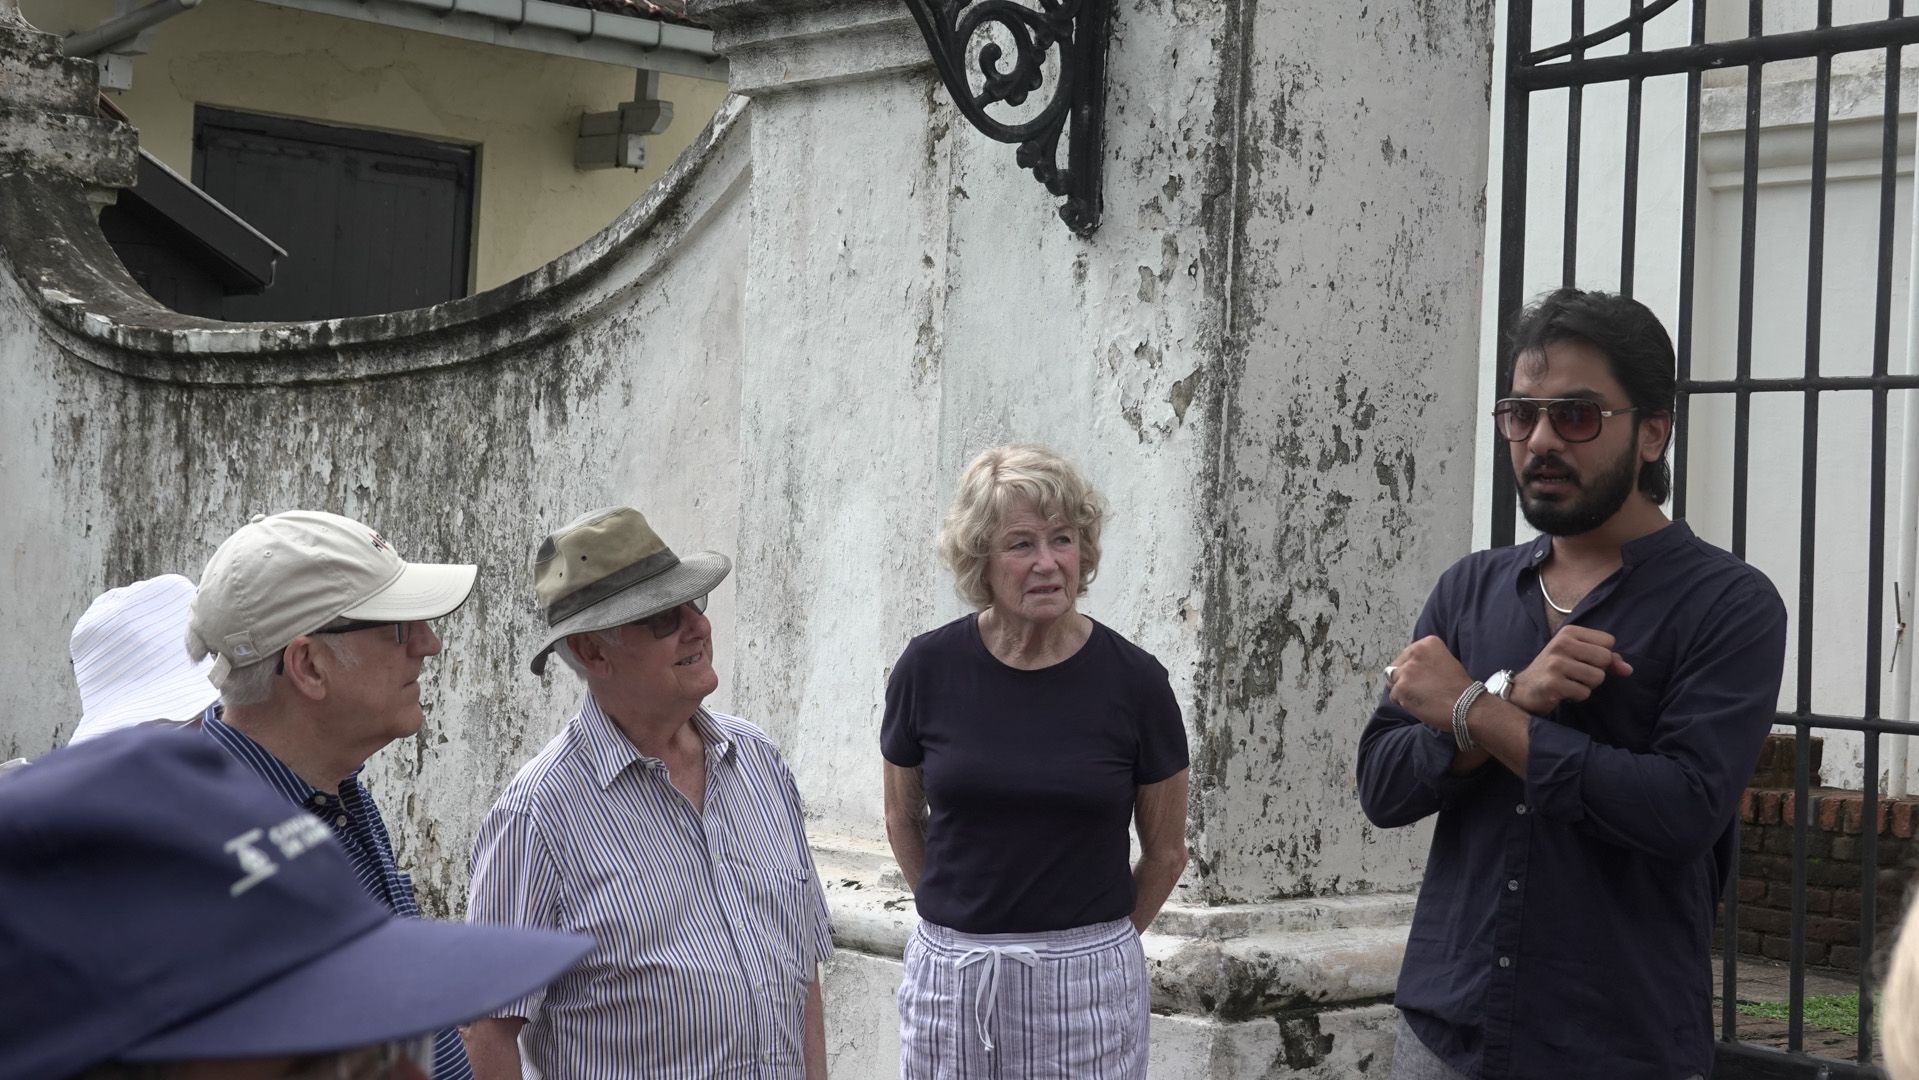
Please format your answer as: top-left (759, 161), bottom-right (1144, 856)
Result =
top-left (553, 625), bottom-right (626, 678)
top-left (218, 635), bottom-right (362, 709)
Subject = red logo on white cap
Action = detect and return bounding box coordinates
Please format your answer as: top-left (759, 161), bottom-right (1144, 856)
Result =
top-left (368, 531), bottom-right (390, 552)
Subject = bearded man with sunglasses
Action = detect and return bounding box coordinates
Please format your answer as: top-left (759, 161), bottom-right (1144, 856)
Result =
top-left (464, 507), bottom-right (832, 1080)
top-left (1357, 288), bottom-right (1787, 1080)
top-left (186, 510), bottom-right (482, 1080)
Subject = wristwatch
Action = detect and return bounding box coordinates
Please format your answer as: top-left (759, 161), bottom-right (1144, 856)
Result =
top-left (1485, 669), bottom-right (1515, 702)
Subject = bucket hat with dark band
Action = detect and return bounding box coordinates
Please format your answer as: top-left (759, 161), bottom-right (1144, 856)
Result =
top-left (529, 506), bottom-right (731, 675)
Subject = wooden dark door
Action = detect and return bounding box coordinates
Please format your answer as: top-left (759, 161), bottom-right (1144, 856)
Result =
top-left (193, 107), bottom-right (474, 322)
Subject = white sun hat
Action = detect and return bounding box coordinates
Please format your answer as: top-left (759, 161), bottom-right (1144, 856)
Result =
top-left (69, 575), bottom-right (220, 744)
top-left (187, 511), bottom-right (478, 688)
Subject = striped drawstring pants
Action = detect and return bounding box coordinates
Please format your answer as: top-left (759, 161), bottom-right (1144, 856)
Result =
top-left (898, 917), bottom-right (1149, 1080)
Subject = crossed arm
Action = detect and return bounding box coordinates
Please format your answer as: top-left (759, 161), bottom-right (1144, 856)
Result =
top-left (1359, 586), bottom-right (1787, 861)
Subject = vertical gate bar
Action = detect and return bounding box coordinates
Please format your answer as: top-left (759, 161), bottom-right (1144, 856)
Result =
top-left (1621, 0), bottom-right (1644, 295)
top-left (1860, 3), bottom-right (1903, 1059)
top-left (1731, 0), bottom-right (1771, 1042)
top-left (1791, 720), bottom-right (1811, 1053)
top-left (1732, 0), bottom-right (1760, 567)
top-left (1788, 5), bottom-right (1833, 1055)
top-left (1676, 0), bottom-right (1723, 1035)
top-left (1862, 726), bottom-right (1884, 1066)
top-left (1492, 0), bottom-right (1534, 549)
top-left (1565, 0), bottom-right (1585, 287)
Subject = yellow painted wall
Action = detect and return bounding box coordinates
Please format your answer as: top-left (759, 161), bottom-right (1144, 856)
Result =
top-left (21, 0), bottom-right (728, 293)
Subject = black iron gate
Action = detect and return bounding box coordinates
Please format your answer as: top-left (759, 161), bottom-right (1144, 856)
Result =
top-left (1494, 3), bottom-right (1919, 1076)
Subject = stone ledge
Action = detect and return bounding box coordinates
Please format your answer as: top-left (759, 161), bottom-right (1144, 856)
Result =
top-left (691, 0), bottom-right (927, 97)
top-left (813, 837), bottom-right (1410, 1022)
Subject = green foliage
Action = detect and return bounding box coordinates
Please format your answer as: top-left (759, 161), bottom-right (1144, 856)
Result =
top-left (1737, 994), bottom-right (1871, 1037)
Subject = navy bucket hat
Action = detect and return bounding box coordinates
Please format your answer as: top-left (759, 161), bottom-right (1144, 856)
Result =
top-left (0, 727), bottom-right (592, 1078)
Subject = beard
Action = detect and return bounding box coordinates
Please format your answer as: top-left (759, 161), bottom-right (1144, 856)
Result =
top-left (1517, 442), bottom-right (1640, 536)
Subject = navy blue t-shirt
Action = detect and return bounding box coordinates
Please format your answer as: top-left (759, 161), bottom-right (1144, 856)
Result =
top-left (881, 614), bottom-right (1189, 934)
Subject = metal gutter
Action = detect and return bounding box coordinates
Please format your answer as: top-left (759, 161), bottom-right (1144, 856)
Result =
top-left (251, 0), bottom-right (726, 82)
top-left (62, 0), bottom-right (201, 58)
top-left (124, 146), bottom-right (287, 291)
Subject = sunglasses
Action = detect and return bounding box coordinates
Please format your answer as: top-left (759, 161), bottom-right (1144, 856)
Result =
top-left (637, 596), bottom-right (708, 640)
top-left (1492, 397), bottom-right (1638, 444)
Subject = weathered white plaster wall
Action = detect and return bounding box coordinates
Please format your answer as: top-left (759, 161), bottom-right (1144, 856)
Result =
top-left (710, 0), bottom-right (1493, 906)
top-left (0, 50), bottom-right (755, 914)
top-left (1, 0), bottom-right (1497, 1070)
top-left (1198, 1), bottom-right (1495, 902)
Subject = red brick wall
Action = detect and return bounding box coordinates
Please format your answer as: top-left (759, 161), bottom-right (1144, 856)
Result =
top-left (1731, 786), bottom-right (1919, 972)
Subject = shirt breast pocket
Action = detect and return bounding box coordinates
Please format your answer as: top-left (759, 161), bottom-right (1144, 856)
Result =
top-left (731, 860), bottom-right (819, 988)
top-left (1579, 651), bottom-right (1672, 751)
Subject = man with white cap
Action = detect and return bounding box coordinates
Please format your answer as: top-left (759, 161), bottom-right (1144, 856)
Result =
top-left (0, 726), bottom-right (593, 1080)
top-left (464, 506), bottom-right (833, 1080)
top-left (69, 574), bottom-right (220, 744)
top-left (186, 509), bottom-right (481, 1080)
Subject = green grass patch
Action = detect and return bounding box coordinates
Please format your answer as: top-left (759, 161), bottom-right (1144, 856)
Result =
top-left (1737, 994), bottom-right (1868, 1036)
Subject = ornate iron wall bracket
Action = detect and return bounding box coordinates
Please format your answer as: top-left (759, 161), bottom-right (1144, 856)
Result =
top-left (901, 0), bottom-right (1109, 237)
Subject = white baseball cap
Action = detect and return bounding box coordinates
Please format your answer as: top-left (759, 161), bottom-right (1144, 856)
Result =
top-left (187, 511), bottom-right (478, 688)
top-left (69, 575), bottom-right (219, 744)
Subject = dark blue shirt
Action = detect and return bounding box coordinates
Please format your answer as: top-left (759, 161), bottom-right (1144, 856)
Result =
top-left (204, 712), bottom-right (474, 1080)
top-left (1357, 522), bottom-right (1786, 1080)
top-left (881, 615), bottom-right (1189, 933)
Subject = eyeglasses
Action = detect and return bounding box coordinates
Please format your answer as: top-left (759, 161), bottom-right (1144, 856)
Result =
top-left (313, 619), bottom-right (411, 644)
top-left (275, 620), bottom-right (415, 674)
top-left (1492, 397), bottom-right (1639, 444)
top-left (284, 1033), bottom-right (437, 1079)
top-left (637, 596), bottom-right (708, 640)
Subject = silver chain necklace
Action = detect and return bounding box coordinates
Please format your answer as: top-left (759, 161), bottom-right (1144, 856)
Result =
top-left (1540, 575), bottom-right (1575, 615)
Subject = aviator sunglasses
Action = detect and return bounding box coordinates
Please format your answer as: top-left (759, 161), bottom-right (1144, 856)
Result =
top-left (1492, 397), bottom-right (1638, 444)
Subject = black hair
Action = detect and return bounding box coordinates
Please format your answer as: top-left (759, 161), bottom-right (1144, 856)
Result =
top-left (1506, 287), bottom-right (1677, 504)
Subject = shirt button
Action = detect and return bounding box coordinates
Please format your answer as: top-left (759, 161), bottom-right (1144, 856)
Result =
top-left (1507, 879), bottom-right (1519, 892)
top-left (1515, 804), bottom-right (1528, 815)
top-left (1498, 956), bottom-right (1512, 968)
top-left (335, 815), bottom-right (349, 827)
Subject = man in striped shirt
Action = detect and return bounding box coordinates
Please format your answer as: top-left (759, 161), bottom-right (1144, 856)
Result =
top-left (465, 506), bottom-right (833, 1080)
top-left (185, 509), bottom-right (482, 1080)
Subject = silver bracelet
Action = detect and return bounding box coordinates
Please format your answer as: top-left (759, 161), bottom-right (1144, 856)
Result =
top-left (1452, 681), bottom-right (1487, 751)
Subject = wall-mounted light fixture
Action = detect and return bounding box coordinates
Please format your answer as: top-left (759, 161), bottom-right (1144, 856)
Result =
top-left (899, 0), bottom-right (1108, 237)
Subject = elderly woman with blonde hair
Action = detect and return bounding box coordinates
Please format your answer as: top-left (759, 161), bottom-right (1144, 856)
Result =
top-left (881, 444), bottom-right (1190, 1079)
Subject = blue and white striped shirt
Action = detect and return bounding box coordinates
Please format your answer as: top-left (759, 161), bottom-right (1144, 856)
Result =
top-left (468, 697), bottom-right (834, 1080)
top-left (203, 712), bottom-right (474, 1080)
